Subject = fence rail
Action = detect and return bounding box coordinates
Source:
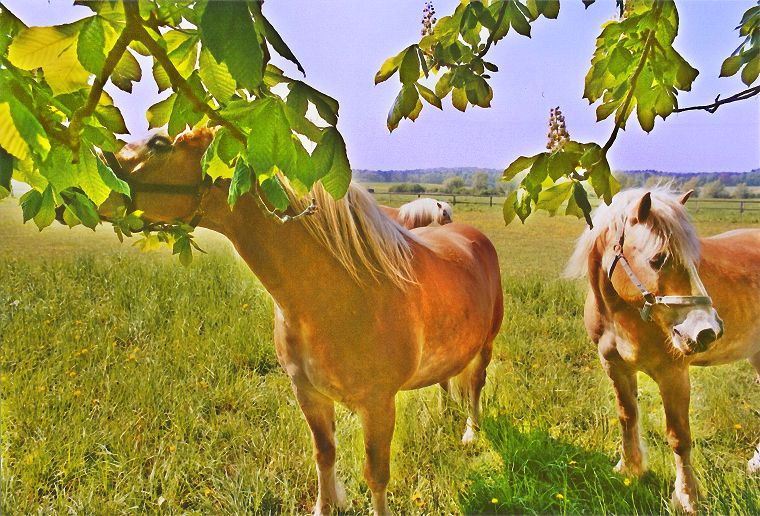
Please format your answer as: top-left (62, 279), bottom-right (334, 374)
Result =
top-left (369, 190), bottom-right (760, 214)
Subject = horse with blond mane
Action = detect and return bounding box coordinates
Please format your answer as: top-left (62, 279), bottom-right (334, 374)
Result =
top-left (379, 197), bottom-right (453, 229)
top-left (99, 128), bottom-right (503, 515)
top-left (566, 187), bottom-right (760, 514)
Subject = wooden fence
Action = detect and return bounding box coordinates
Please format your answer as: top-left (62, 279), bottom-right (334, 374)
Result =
top-left (370, 191), bottom-right (760, 215)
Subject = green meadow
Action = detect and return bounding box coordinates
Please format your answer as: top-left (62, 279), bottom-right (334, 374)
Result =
top-left (1, 194), bottom-right (759, 514)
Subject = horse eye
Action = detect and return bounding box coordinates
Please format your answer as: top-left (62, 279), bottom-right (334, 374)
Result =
top-left (148, 135), bottom-right (172, 151)
top-left (649, 253), bottom-right (667, 270)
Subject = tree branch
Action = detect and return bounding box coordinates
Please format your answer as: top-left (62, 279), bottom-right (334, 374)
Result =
top-left (123, 2), bottom-right (248, 145)
top-left (68, 27), bottom-right (134, 159)
top-left (477, 0), bottom-right (509, 58)
top-left (673, 85), bottom-right (760, 114)
top-left (602, 1), bottom-right (664, 153)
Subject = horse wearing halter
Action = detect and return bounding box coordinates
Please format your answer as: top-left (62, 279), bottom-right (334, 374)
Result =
top-left (607, 220), bottom-right (713, 322)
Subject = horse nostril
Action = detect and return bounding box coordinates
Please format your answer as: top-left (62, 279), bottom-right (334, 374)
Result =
top-left (696, 328), bottom-right (717, 351)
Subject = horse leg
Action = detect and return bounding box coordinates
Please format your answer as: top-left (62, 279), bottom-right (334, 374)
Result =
top-left (291, 381), bottom-right (346, 515)
top-left (655, 368), bottom-right (700, 515)
top-left (749, 351), bottom-right (760, 473)
top-left (600, 355), bottom-right (647, 476)
top-left (358, 396), bottom-right (396, 516)
top-left (459, 341), bottom-right (493, 444)
top-left (749, 350), bottom-right (760, 384)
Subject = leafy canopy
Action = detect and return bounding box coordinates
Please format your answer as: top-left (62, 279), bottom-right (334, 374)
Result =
top-left (376, 0), bottom-right (759, 226)
top-left (0, 0), bottom-right (350, 262)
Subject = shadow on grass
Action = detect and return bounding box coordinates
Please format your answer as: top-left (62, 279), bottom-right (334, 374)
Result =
top-left (461, 416), bottom-right (670, 514)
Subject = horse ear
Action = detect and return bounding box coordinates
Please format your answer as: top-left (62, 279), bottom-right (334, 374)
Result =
top-left (679, 189), bottom-right (694, 205)
top-left (436, 202), bottom-right (442, 209)
top-left (635, 192), bottom-right (651, 223)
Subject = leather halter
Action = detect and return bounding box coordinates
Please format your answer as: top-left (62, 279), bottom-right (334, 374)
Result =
top-left (101, 150), bottom-right (210, 228)
top-left (607, 223), bottom-right (712, 322)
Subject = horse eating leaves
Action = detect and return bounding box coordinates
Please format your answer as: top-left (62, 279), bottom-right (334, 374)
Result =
top-left (100, 128), bottom-right (503, 515)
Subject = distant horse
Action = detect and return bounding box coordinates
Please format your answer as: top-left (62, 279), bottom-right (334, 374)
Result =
top-left (566, 187), bottom-right (760, 514)
top-left (100, 129), bottom-right (503, 515)
top-left (379, 197), bottom-right (453, 229)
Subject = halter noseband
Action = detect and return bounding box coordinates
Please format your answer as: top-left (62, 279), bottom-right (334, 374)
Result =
top-left (607, 223), bottom-right (712, 322)
top-left (101, 150), bottom-right (210, 228)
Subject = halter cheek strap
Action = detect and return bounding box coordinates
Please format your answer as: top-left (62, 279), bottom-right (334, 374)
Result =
top-left (607, 226), bottom-right (713, 322)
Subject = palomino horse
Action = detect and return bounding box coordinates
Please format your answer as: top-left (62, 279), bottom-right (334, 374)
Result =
top-left (566, 187), bottom-right (760, 514)
top-left (379, 197), bottom-right (453, 229)
top-left (101, 129), bottom-right (503, 515)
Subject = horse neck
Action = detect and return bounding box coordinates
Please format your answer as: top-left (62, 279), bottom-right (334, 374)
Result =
top-left (199, 183), bottom-right (355, 311)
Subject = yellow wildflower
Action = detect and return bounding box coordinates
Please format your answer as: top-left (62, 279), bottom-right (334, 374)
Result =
top-left (169, 445), bottom-right (176, 453)
top-left (203, 487), bottom-right (212, 497)
top-left (556, 493), bottom-right (565, 500)
top-left (734, 423), bottom-right (743, 430)
top-left (491, 498), bottom-right (498, 504)
top-left (73, 389), bottom-right (82, 397)
top-left (69, 371), bottom-right (77, 378)
top-left (412, 492), bottom-right (424, 507)
top-left (242, 303), bottom-right (249, 309)
top-left (624, 478), bottom-right (631, 486)
top-left (568, 460), bottom-right (577, 465)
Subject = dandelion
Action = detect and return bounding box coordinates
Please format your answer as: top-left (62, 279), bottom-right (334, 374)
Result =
top-left (79, 347), bottom-right (88, 355)
top-left (734, 423), bottom-right (743, 430)
top-left (568, 460), bottom-right (577, 465)
top-left (624, 478), bottom-right (631, 486)
top-left (555, 493), bottom-right (565, 500)
top-left (412, 491), bottom-right (424, 507)
top-left (203, 487), bottom-right (213, 497)
top-left (491, 498), bottom-right (498, 504)
top-left (0, 374), bottom-right (8, 383)
top-left (242, 303), bottom-right (249, 309)
top-left (73, 389), bottom-right (82, 397)
top-left (169, 445), bottom-right (176, 453)
top-left (36, 385), bottom-right (46, 393)
top-left (69, 371), bottom-right (77, 378)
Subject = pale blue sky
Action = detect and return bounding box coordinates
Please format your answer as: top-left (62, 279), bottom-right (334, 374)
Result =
top-left (6, 0), bottom-right (760, 172)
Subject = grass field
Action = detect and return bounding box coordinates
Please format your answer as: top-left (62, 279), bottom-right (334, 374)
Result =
top-left (1, 193), bottom-right (759, 514)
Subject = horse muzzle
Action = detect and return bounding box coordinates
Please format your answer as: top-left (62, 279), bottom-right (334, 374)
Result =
top-left (672, 311), bottom-right (724, 355)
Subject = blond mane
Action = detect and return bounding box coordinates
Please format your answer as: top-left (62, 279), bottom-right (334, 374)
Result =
top-left (565, 187), bottom-right (701, 278)
top-left (283, 181), bottom-right (417, 289)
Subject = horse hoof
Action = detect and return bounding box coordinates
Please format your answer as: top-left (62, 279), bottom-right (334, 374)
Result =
top-left (614, 457), bottom-right (646, 477)
top-left (461, 426), bottom-right (477, 445)
top-left (313, 483), bottom-right (348, 515)
top-left (670, 488), bottom-right (698, 515)
top-left (748, 451), bottom-right (760, 474)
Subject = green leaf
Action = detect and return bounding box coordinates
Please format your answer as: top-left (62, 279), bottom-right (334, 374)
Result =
top-left (40, 145), bottom-right (77, 192)
top-left (200, 1), bottom-right (263, 91)
top-left (173, 236), bottom-right (193, 266)
top-left (508, 2), bottom-right (532, 37)
top-left (536, 180), bottom-right (573, 214)
top-left (201, 129), bottom-right (233, 180)
top-left (318, 127), bottom-right (351, 199)
top-left (0, 98), bottom-right (50, 160)
top-left (375, 49), bottom-right (404, 84)
top-left (95, 104), bottom-right (128, 134)
top-left (719, 55), bottom-right (742, 77)
top-left (20, 188), bottom-right (42, 222)
top-left (416, 83), bottom-right (442, 109)
top-left (82, 123), bottom-right (120, 152)
top-left (502, 154), bottom-right (538, 181)
top-left (0, 147), bottom-right (12, 191)
top-left (255, 8), bottom-right (305, 76)
top-left (198, 48), bottom-right (237, 102)
top-left (228, 159), bottom-right (253, 206)
top-left (502, 189), bottom-right (518, 225)
top-left (245, 97), bottom-right (297, 177)
top-left (465, 75), bottom-right (493, 108)
top-left (452, 87), bottom-right (468, 112)
top-left (77, 148), bottom-right (111, 206)
top-left (570, 181), bottom-right (593, 227)
top-left (77, 16), bottom-right (106, 74)
top-left (167, 74), bottom-right (205, 138)
top-left (741, 55), bottom-right (759, 86)
top-left (515, 190), bottom-right (532, 222)
top-left (96, 153), bottom-right (130, 197)
top-left (111, 48), bottom-right (142, 93)
top-left (547, 151), bottom-right (576, 181)
top-left (523, 153), bottom-right (549, 200)
top-left (399, 45), bottom-right (421, 84)
top-left (8, 25), bottom-right (91, 94)
top-left (147, 94), bottom-right (176, 129)
top-left (636, 104), bottom-right (655, 133)
top-left (153, 59), bottom-right (172, 92)
top-left (260, 176), bottom-right (290, 211)
top-left (387, 84), bottom-right (419, 131)
top-left (33, 185), bottom-right (56, 230)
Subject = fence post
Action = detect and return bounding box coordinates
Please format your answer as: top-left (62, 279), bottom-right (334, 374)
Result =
top-left (452, 195), bottom-right (456, 205)
top-left (489, 196), bottom-right (493, 207)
